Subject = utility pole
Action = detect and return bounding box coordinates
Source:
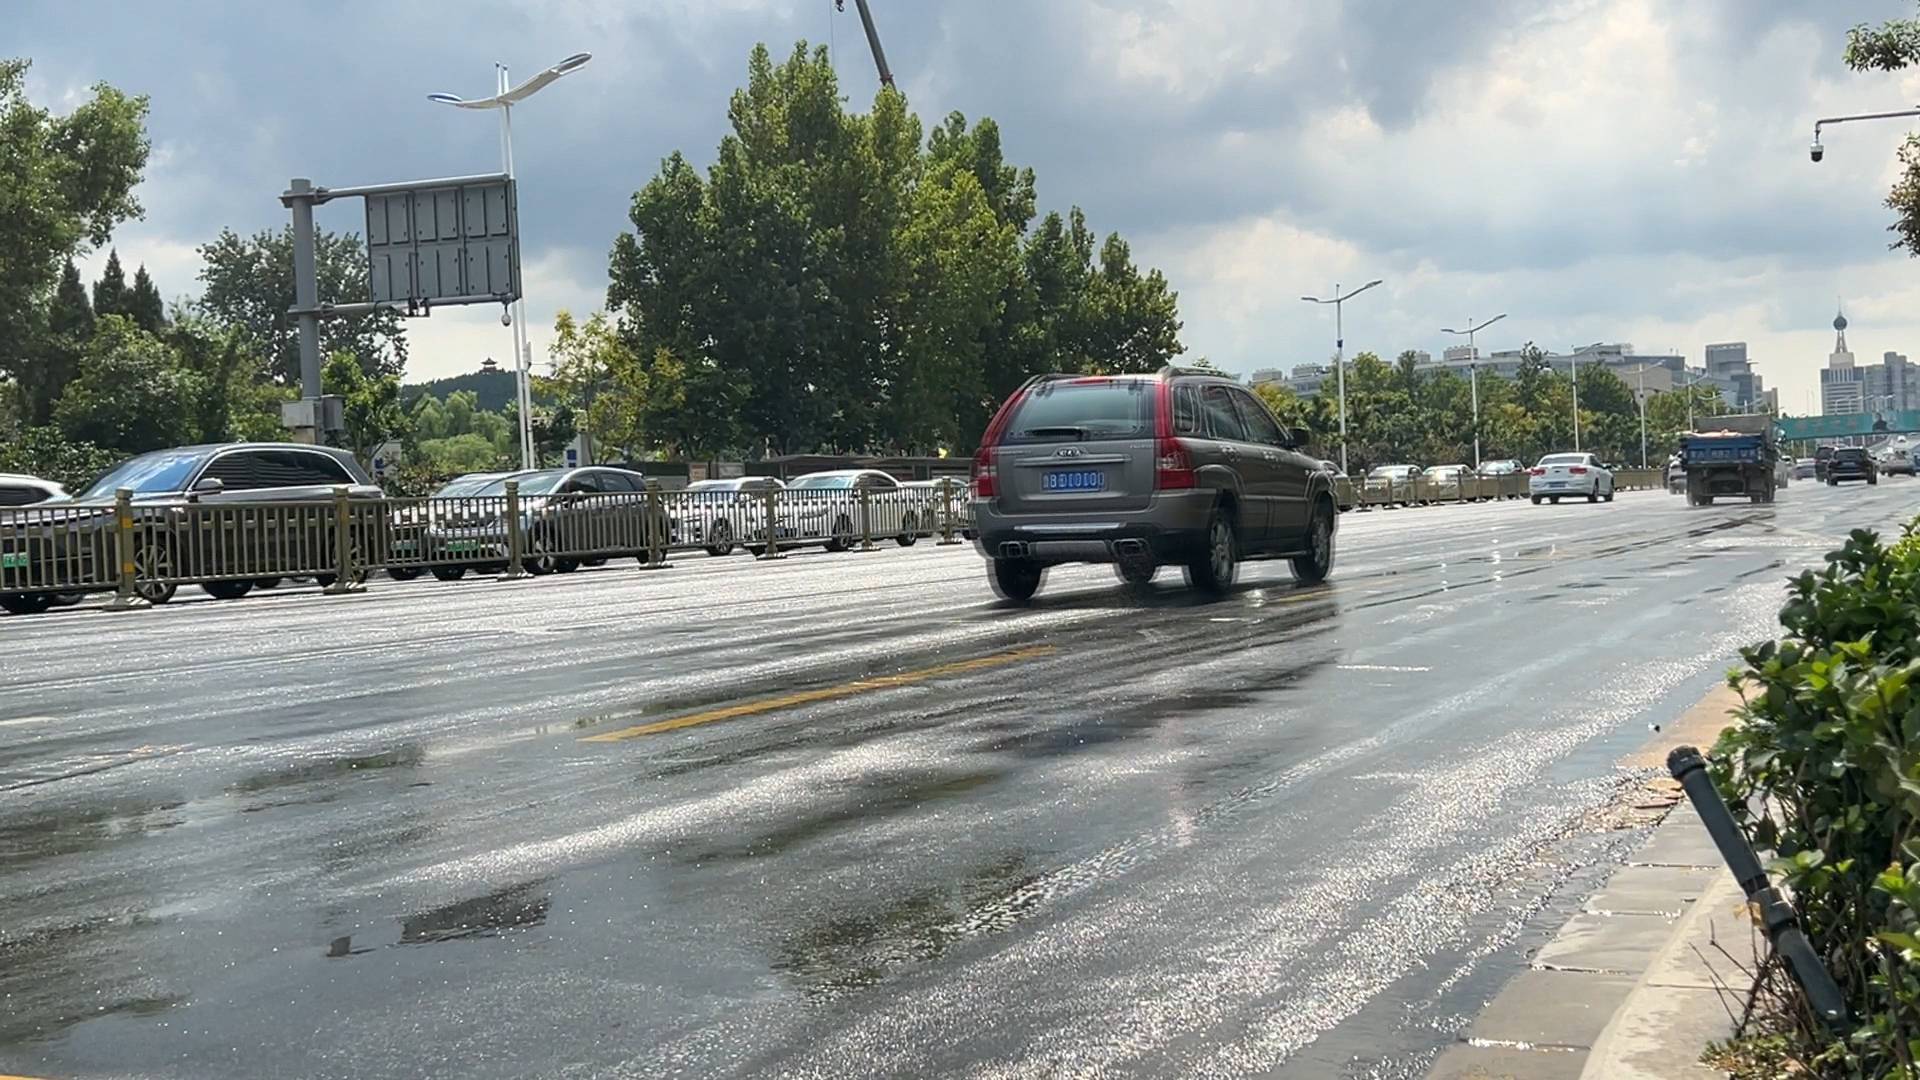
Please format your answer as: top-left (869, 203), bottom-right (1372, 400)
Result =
top-left (1302, 280), bottom-right (1385, 475)
top-left (1442, 314), bottom-right (1507, 470)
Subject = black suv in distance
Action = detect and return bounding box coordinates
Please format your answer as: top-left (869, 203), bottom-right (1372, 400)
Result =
top-left (970, 366), bottom-right (1339, 601)
top-left (1826, 447), bottom-right (1877, 486)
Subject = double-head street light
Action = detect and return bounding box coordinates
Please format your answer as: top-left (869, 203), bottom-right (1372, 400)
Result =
top-left (429, 52), bottom-right (594, 471)
top-left (1301, 279), bottom-right (1384, 475)
top-left (1440, 313), bottom-right (1506, 469)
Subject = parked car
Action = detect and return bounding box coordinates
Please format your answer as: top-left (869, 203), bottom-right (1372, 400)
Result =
top-left (969, 366), bottom-right (1339, 601)
top-left (1477, 459), bottom-right (1523, 477)
top-left (1790, 457), bottom-right (1818, 481)
top-left (0, 443), bottom-right (384, 611)
top-left (1529, 452), bottom-right (1615, 504)
top-left (784, 470), bottom-right (921, 549)
top-left (1315, 460), bottom-right (1354, 511)
top-left (392, 472), bottom-right (510, 581)
top-left (1826, 447), bottom-right (1877, 486)
top-left (0, 474), bottom-right (84, 615)
top-left (673, 476), bottom-right (785, 556)
top-left (1420, 464), bottom-right (1474, 502)
top-left (1364, 464), bottom-right (1422, 507)
top-left (904, 477), bottom-right (970, 535)
top-left (422, 466), bottom-right (669, 575)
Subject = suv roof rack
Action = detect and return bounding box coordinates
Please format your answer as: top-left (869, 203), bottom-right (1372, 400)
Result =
top-left (1157, 364), bottom-right (1230, 380)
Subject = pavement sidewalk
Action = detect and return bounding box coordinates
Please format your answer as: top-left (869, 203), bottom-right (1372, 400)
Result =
top-left (1430, 687), bottom-right (1758, 1080)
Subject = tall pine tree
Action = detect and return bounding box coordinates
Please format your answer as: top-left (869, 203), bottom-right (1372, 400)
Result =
top-left (92, 249), bottom-right (130, 319)
top-left (129, 264), bottom-right (165, 332)
top-left (49, 259), bottom-right (94, 340)
top-left (25, 259), bottom-right (97, 425)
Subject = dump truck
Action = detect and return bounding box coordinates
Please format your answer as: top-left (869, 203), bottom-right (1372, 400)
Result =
top-left (1679, 414), bottom-right (1780, 506)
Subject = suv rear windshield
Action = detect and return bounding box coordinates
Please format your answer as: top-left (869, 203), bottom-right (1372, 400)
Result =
top-left (1834, 449), bottom-right (1868, 461)
top-left (1003, 379), bottom-right (1154, 443)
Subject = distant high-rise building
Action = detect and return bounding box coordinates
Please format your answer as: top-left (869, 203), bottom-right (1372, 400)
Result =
top-left (1703, 341), bottom-right (1767, 410)
top-left (1821, 307), bottom-right (1863, 415)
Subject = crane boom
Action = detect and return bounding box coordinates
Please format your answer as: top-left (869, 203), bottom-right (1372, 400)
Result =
top-left (835, 0), bottom-right (895, 88)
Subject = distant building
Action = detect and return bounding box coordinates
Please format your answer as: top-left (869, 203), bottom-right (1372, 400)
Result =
top-left (1821, 308), bottom-right (1864, 416)
top-left (1283, 363), bottom-right (1330, 397)
top-left (1247, 368), bottom-right (1287, 388)
top-left (1703, 342), bottom-right (1768, 411)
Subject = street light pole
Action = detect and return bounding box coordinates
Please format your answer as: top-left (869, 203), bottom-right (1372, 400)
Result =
top-left (1302, 279), bottom-right (1384, 475)
top-left (428, 52), bottom-right (594, 472)
top-left (1441, 313), bottom-right (1507, 469)
top-left (1638, 364), bottom-right (1648, 467)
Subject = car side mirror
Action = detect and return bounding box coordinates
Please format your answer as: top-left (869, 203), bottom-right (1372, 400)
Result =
top-left (191, 477), bottom-right (224, 495)
top-left (1277, 427), bottom-right (1302, 449)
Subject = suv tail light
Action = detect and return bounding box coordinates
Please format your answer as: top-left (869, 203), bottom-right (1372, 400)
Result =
top-left (1152, 380), bottom-right (1195, 489)
top-left (1568, 466), bottom-right (1588, 474)
top-left (972, 447), bottom-right (998, 498)
top-left (972, 382), bottom-right (1033, 500)
top-left (1155, 437), bottom-right (1196, 490)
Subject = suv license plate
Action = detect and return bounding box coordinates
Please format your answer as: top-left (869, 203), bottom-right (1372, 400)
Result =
top-left (1044, 470), bottom-right (1105, 492)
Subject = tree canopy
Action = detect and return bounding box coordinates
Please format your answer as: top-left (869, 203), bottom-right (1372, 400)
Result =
top-left (1846, 6), bottom-right (1920, 255)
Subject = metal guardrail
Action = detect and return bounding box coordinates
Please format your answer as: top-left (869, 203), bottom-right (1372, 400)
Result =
top-left (0, 482), bottom-right (985, 608)
top-left (2, 466), bottom-right (1642, 611)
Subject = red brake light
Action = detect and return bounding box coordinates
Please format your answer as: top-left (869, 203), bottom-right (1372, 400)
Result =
top-left (1153, 380), bottom-right (1195, 489)
top-left (972, 383), bottom-right (1031, 499)
top-left (1529, 467), bottom-right (1546, 476)
top-left (1568, 466), bottom-right (1588, 474)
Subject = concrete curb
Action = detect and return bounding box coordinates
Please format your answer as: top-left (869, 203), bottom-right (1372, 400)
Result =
top-left (1429, 686), bottom-right (1753, 1080)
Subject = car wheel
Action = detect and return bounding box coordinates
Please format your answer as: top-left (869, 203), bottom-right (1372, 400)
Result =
top-left (1587, 486), bottom-right (1599, 503)
top-left (826, 515), bottom-right (854, 552)
top-left (1870, 474), bottom-right (1879, 485)
top-left (1828, 477), bottom-right (1838, 487)
top-left (1603, 484), bottom-right (1614, 502)
top-left (201, 579), bottom-right (254, 601)
top-left (132, 539), bottom-right (177, 605)
top-left (989, 557), bottom-right (1045, 603)
top-left (1530, 495), bottom-right (1542, 505)
top-left (0, 592), bottom-right (55, 616)
top-left (746, 545), bottom-right (767, 557)
top-left (522, 530), bottom-right (561, 575)
top-left (253, 577), bottom-right (283, 590)
top-left (705, 519), bottom-right (735, 557)
top-left (431, 565), bottom-right (467, 582)
top-left (897, 513), bottom-right (918, 547)
top-left (1184, 507), bottom-right (1238, 595)
top-left (386, 567), bottom-right (423, 581)
top-left (1291, 499), bottom-right (1336, 585)
top-left (1549, 496), bottom-right (1561, 504)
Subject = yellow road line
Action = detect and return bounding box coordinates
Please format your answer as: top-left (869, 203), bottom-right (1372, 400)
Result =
top-left (581, 645), bottom-right (1059, 743)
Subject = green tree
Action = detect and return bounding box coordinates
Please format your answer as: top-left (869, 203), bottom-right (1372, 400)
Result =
top-left (0, 58), bottom-right (149, 425)
top-left (416, 433), bottom-right (505, 475)
top-left (52, 316), bottom-right (199, 453)
top-left (92, 248), bottom-right (129, 318)
top-left (0, 426), bottom-right (122, 491)
top-left (196, 226), bottom-right (407, 383)
top-left (1846, 8), bottom-right (1920, 253)
top-left (128, 263), bottom-right (165, 332)
top-left (546, 309), bottom-right (649, 460)
top-left (321, 350), bottom-right (405, 469)
top-left (23, 259), bottom-right (97, 425)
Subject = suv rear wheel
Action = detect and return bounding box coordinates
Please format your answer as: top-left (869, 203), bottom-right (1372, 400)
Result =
top-left (1184, 508), bottom-right (1237, 595)
top-left (990, 557), bottom-right (1044, 603)
top-left (1291, 500), bottom-right (1335, 585)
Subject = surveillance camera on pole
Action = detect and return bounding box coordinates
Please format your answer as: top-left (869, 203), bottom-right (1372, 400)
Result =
top-left (1808, 106), bottom-right (1920, 164)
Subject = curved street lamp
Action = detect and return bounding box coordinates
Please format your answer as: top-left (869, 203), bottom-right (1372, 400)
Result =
top-left (428, 53), bottom-right (594, 470)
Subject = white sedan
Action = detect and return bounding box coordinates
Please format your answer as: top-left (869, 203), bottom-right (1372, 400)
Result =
top-left (1529, 453), bottom-right (1615, 504)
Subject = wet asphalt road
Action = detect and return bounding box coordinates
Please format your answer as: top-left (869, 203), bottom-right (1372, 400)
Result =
top-left (1, 481), bottom-right (1912, 1080)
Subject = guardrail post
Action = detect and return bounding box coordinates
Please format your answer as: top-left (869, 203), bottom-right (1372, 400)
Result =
top-left (104, 487), bottom-right (146, 611)
top-left (1668, 745), bottom-right (1850, 1031)
top-left (324, 485), bottom-right (363, 594)
top-left (503, 480), bottom-right (526, 580)
top-left (857, 487), bottom-right (876, 553)
top-left (938, 484), bottom-right (962, 545)
top-left (757, 488), bottom-right (785, 560)
top-left (640, 482), bottom-right (670, 570)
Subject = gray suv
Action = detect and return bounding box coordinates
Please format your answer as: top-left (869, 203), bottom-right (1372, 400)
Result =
top-left (970, 367), bottom-right (1339, 601)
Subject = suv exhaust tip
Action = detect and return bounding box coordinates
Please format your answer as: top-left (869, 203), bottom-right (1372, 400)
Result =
top-left (998, 541), bottom-right (1029, 560)
top-left (1111, 538), bottom-right (1148, 558)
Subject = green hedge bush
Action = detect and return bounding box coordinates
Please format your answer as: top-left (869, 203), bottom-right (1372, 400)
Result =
top-left (1716, 525), bottom-right (1920, 1077)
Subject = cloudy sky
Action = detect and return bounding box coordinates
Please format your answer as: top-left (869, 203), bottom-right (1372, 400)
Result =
top-left (16, 0), bottom-right (1920, 415)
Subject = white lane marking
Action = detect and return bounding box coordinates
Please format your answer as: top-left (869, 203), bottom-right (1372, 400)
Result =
top-left (1335, 664), bottom-right (1433, 673)
top-left (0, 715), bottom-right (58, 727)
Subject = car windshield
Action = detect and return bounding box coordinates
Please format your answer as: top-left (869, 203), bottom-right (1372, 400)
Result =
top-left (474, 470), bottom-right (566, 496)
top-left (790, 475), bottom-right (854, 490)
top-left (78, 450), bottom-right (205, 500)
top-left (1004, 379), bottom-right (1153, 442)
top-left (1368, 466), bottom-right (1414, 478)
top-left (433, 475), bottom-right (503, 498)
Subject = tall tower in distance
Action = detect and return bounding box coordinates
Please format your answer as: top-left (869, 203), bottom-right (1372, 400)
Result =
top-left (1822, 303), bottom-right (1862, 416)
